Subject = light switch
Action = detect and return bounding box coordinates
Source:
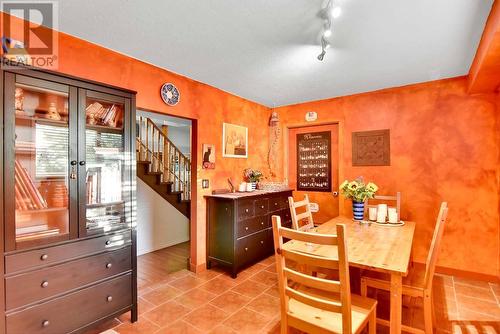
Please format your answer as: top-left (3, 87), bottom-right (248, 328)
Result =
top-left (202, 179), bottom-right (210, 189)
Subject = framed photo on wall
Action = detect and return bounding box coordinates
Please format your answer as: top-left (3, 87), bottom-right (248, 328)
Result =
top-left (222, 123), bottom-right (248, 158)
top-left (202, 144), bottom-right (216, 169)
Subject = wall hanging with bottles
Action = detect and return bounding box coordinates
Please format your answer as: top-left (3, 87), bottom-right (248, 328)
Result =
top-left (296, 131), bottom-right (331, 192)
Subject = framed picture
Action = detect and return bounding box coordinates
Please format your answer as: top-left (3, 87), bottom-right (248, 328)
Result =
top-left (222, 123), bottom-right (248, 158)
top-left (352, 129), bottom-right (390, 166)
top-left (202, 144), bottom-right (215, 169)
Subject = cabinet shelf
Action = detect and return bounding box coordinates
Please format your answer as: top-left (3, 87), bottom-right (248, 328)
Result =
top-left (87, 201), bottom-right (125, 209)
top-left (86, 123), bottom-right (123, 134)
top-left (15, 114), bottom-right (68, 127)
top-left (16, 207), bottom-right (67, 214)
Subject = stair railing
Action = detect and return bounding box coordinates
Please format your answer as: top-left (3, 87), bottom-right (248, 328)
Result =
top-left (137, 116), bottom-right (191, 201)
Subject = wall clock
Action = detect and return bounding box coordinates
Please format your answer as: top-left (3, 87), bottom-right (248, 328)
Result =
top-left (160, 83), bottom-right (180, 106)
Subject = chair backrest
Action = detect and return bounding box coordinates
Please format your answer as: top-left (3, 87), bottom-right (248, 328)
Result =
top-left (367, 192), bottom-right (402, 221)
top-left (272, 215), bottom-right (352, 333)
top-left (288, 195), bottom-right (314, 231)
top-left (424, 202), bottom-right (448, 290)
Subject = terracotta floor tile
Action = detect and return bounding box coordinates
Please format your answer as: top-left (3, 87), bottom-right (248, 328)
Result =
top-left (454, 283), bottom-right (497, 303)
top-left (210, 291), bottom-right (251, 313)
top-left (154, 320), bottom-right (202, 334)
top-left (208, 325), bottom-right (237, 334)
top-left (114, 318), bottom-right (160, 334)
top-left (259, 255), bottom-right (276, 266)
top-left (174, 287), bottom-right (218, 310)
top-left (223, 308), bottom-right (273, 333)
top-left (193, 269), bottom-right (222, 282)
top-left (249, 270), bottom-right (278, 287)
top-left (83, 318), bottom-right (121, 334)
top-left (169, 275), bottom-right (205, 291)
top-left (264, 263), bottom-right (277, 273)
top-left (456, 294), bottom-right (500, 319)
top-left (243, 262), bottom-right (268, 274)
top-left (264, 283), bottom-right (280, 298)
top-left (138, 297), bottom-right (156, 315)
top-left (141, 284), bottom-right (183, 306)
top-left (199, 277), bottom-right (238, 295)
top-left (183, 304), bottom-right (229, 332)
top-left (231, 280), bottom-right (268, 298)
top-left (453, 277), bottom-right (491, 289)
top-left (434, 274), bottom-right (454, 287)
top-left (246, 293), bottom-right (280, 317)
top-left (168, 269), bottom-right (194, 280)
top-left (219, 269), bottom-right (254, 283)
top-left (143, 301), bottom-right (191, 327)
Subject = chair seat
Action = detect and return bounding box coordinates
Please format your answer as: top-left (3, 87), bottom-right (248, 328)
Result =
top-left (288, 286), bottom-right (377, 334)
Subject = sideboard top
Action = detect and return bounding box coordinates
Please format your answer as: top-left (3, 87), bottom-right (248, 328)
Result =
top-left (205, 189), bottom-right (293, 200)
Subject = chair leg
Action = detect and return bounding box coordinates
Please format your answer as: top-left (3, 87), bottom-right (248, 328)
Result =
top-left (423, 294), bottom-right (433, 334)
top-left (280, 319), bottom-right (287, 334)
top-left (369, 309), bottom-right (377, 334)
top-left (361, 278), bottom-right (368, 297)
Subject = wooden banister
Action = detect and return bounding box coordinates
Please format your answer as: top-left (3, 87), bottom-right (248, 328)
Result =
top-left (137, 116), bottom-right (191, 201)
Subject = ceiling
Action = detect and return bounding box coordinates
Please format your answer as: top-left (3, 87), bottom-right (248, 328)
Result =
top-left (55, 0), bottom-right (493, 107)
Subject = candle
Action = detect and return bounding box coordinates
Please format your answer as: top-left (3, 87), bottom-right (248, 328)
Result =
top-left (388, 210), bottom-right (398, 224)
top-left (368, 207), bottom-right (378, 221)
top-left (377, 204), bottom-right (388, 223)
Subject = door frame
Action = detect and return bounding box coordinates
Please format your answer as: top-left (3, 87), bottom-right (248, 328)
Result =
top-left (283, 120), bottom-right (346, 216)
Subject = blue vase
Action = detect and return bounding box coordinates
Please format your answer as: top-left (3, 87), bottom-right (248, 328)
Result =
top-left (352, 201), bottom-right (365, 221)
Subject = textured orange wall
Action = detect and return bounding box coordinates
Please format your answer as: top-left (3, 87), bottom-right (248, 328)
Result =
top-left (275, 78), bottom-right (500, 277)
top-left (0, 13), bottom-right (272, 267)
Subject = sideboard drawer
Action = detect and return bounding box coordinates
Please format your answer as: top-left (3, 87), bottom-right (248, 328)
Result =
top-left (236, 229), bottom-right (273, 267)
top-left (237, 215), bottom-right (269, 238)
top-left (5, 230), bottom-right (132, 274)
top-left (6, 273), bottom-right (132, 334)
top-left (237, 200), bottom-right (255, 220)
top-left (6, 246), bottom-right (131, 310)
top-left (254, 198), bottom-right (269, 216)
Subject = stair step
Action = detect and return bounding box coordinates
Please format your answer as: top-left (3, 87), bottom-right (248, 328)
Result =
top-left (160, 181), bottom-right (173, 185)
top-left (147, 171), bottom-right (162, 175)
top-left (170, 191), bottom-right (182, 195)
top-left (137, 160), bottom-right (151, 165)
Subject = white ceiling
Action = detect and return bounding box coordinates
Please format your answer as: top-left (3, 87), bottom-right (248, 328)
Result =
top-left (55, 0), bottom-right (492, 107)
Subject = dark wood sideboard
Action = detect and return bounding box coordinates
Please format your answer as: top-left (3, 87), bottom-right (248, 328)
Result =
top-left (1, 66), bottom-right (137, 333)
top-left (205, 189), bottom-right (293, 278)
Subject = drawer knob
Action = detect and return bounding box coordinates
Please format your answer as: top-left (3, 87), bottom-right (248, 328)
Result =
top-left (105, 240), bottom-right (111, 246)
top-left (261, 205), bottom-right (265, 209)
top-left (41, 281), bottom-right (49, 288)
top-left (107, 295), bottom-right (113, 302)
top-left (261, 222), bottom-right (264, 225)
top-left (245, 209), bottom-right (249, 213)
top-left (244, 247), bottom-right (248, 251)
top-left (225, 207), bottom-right (228, 211)
top-left (260, 240), bottom-right (264, 245)
top-left (106, 263), bottom-right (112, 269)
top-left (42, 320), bottom-right (50, 327)
top-left (245, 227), bottom-right (249, 231)
top-left (274, 202), bottom-right (278, 206)
top-left (40, 254), bottom-right (48, 261)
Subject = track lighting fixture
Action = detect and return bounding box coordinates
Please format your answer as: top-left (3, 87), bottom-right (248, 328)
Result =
top-left (317, 0), bottom-right (342, 61)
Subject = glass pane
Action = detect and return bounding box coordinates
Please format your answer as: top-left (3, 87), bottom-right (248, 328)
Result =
top-left (14, 83), bottom-right (70, 245)
top-left (85, 97), bottom-right (126, 233)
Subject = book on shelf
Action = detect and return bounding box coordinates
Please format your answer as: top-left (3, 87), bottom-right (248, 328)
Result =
top-left (14, 160), bottom-right (48, 211)
top-left (86, 102), bottom-right (123, 128)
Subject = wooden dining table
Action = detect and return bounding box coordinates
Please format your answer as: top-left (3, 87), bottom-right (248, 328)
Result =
top-left (282, 215), bottom-right (416, 334)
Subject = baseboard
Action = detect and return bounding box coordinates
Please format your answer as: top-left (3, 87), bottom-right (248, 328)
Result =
top-left (137, 237), bottom-right (190, 256)
top-left (413, 261), bottom-right (499, 283)
top-left (189, 260), bottom-right (206, 273)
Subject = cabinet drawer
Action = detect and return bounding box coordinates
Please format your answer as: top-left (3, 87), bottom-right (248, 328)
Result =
top-left (6, 246), bottom-right (131, 310)
top-left (237, 215), bottom-right (268, 238)
top-left (271, 209), bottom-right (292, 228)
top-left (269, 195), bottom-right (289, 212)
top-left (6, 273), bottom-right (132, 334)
top-left (5, 230), bottom-right (132, 274)
top-left (254, 198), bottom-right (268, 216)
top-left (237, 200), bottom-right (254, 220)
top-left (236, 229), bottom-right (273, 268)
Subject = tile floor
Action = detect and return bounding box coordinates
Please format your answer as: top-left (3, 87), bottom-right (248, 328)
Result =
top-left (88, 247), bottom-right (500, 334)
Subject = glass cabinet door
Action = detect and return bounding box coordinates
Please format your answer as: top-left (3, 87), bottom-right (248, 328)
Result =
top-left (4, 73), bottom-right (78, 250)
top-left (79, 90), bottom-right (131, 236)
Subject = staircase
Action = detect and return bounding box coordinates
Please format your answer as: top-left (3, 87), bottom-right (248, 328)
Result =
top-left (136, 116), bottom-right (191, 218)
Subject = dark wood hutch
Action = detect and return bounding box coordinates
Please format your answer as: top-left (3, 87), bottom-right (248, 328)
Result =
top-left (0, 65), bottom-right (137, 333)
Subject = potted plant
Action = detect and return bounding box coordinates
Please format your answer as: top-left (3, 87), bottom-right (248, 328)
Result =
top-left (244, 168), bottom-right (263, 190)
top-left (339, 178), bottom-right (378, 221)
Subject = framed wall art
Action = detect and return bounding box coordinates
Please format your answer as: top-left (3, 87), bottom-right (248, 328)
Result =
top-left (352, 129), bottom-right (390, 166)
top-left (222, 123), bottom-right (248, 158)
top-left (202, 144), bottom-right (215, 169)
top-left (296, 131), bottom-right (332, 192)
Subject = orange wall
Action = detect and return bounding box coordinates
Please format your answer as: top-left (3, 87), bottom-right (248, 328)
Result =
top-left (1, 13), bottom-right (272, 268)
top-left (275, 78), bottom-right (500, 278)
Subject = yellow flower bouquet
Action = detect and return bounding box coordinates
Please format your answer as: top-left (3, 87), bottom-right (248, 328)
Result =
top-left (339, 178), bottom-right (378, 202)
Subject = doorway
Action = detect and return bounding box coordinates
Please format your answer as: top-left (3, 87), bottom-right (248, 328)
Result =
top-left (288, 124), bottom-right (340, 223)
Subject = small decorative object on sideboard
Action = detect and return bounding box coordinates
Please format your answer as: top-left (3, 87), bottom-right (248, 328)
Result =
top-left (339, 177), bottom-right (378, 222)
top-left (244, 168), bottom-right (263, 191)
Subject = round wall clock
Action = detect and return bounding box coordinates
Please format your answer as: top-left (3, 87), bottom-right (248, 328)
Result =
top-left (160, 83), bottom-right (180, 106)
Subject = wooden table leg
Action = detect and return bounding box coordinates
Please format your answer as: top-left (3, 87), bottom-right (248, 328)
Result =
top-left (390, 273), bottom-right (402, 334)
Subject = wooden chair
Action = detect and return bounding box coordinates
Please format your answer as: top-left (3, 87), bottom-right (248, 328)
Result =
top-left (367, 192), bottom-right (402, 221)
top-left (360, 202), bottom-right (448, 334)
top-left (288, 194), bottom-right (315, 231)
top-left (272, 215), bottom-right (377, 334)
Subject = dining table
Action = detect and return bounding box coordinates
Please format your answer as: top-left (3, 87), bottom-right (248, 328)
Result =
top-left (282, 215), bottom-right (416, 334)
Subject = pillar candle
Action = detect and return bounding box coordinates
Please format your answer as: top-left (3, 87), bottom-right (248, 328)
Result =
top-left (388, 210), bottom-right (398, 224)
top-left (368, 207), bottom-right (378, 221)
